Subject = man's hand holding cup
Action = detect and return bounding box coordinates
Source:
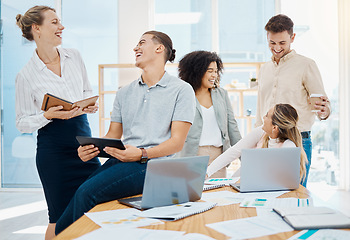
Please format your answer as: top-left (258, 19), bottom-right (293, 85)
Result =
top-left (309, 94), bottom-right (330, 120)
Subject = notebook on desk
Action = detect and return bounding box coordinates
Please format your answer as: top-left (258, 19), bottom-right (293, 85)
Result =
top-left (230, 147), bottom-right (301, 193)
top-left (118, 155), bottom-right (209, 210)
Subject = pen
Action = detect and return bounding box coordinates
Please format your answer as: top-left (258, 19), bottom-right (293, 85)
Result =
top-left (298, 198), bottom-right (300, 207)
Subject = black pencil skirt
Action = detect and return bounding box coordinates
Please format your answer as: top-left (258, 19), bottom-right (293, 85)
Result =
top-left (36, 114), bottom-right (100, 223)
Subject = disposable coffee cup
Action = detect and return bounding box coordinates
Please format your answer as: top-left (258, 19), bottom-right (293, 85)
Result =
top-left (309, 94), bottom-right (323, 112)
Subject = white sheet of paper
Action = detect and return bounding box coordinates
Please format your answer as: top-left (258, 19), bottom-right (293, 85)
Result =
top-left (288, 229), bottom-right (350, 240)
top-left (207, 214), bottom-right (293, 239)
top-left (256, 208), bottom-right (278, 217)
top-left (234, 190), bottom-right (289, 199)
top-left (179, 233), bottom-right (217, 240)
top-left (201, 191), bottom-right (244, 206)
top-left (84, 208), bottom-right (162, 229)
top-left (201, 190), bottom-right (289, 206)
top-left (74, 228), bottom-right (185, 240)
top-left (240, 197), bottom-right (313, 208)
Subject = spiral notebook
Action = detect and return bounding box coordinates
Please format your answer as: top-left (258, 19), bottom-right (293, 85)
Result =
top-left (136, 201), bottom-right (217, 221)
top-left (203, 177), bottom-right (240, 191)
top-left (203, 183), bottom-right (226, 191)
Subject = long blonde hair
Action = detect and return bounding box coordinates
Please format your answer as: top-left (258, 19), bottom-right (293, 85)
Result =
top-left (261, 104), bottom-right (307, 182)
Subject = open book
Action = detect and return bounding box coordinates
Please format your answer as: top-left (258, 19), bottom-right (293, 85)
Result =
top-left (136, 202), bottom-right (217, 221)
top-left (41, 93), bottom-right (98, 111)
top-left (273, 206), bottom-right (350, 230)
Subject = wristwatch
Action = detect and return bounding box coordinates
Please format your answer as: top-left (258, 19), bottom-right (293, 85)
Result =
top-left (140, 148), bottom-right (148, 164)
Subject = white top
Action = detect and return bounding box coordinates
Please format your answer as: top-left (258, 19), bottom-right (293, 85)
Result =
top-left (15, 47), bottom-right (93, 133)
top-left (199, 105), bottom-right (223, 147)
top-left (206, 126), bottom-right (296, 177)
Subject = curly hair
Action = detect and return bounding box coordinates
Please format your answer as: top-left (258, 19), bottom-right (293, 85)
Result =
top-left (178, 51), bottom-right (223, 92)
top-left (16, 5), bottom-right (56, 41)
top-left (265, 14), bottom-right (294, 36)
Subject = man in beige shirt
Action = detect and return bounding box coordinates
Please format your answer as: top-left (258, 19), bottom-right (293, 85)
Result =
top-left (256, 14), bottom-right (331, 187)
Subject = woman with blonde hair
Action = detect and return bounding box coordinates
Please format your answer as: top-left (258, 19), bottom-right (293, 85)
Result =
top-left (207, 103), bottom-right (307, 182)
top-left (15, 6), bottom-right (100, 239)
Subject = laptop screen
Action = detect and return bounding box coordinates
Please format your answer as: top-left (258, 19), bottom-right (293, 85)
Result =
top-left (239, 147), bottom-right (300, 192)
top-left (140, 155), bottom-right (209, 209)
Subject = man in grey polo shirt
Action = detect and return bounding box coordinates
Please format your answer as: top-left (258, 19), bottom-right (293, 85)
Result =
top-left (55, 31), bottom-right (195, 235)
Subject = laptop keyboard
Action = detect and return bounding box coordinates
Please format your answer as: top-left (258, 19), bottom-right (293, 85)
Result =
top-left (129, 200), bottom-right (142, 207)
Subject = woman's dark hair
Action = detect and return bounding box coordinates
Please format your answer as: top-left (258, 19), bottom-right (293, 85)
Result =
top-left (265, 14), bottom-right (294, 36)
top-left (178, 51), bottom-right (223, 92)
top-left (16, 5), bottom-right (56, 41)
top-left (143, 30), bottom-right (176, 63)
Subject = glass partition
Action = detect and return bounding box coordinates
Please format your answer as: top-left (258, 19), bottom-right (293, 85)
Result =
top-left (61, 0), bottom-right (118, 136)
top-left (155, 0), bottom-right (212, 62)
top-left (281, 0), bottom-right (340, 188)
top-left (1, 0), bottom-right (55, 188)
top-left (218, 0), bottom-right (274, 62)
top-left (0, 0), bottom-right (118, 188)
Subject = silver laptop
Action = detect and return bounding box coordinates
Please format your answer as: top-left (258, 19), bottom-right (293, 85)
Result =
top-left (230, 147), bottom-right (301, 192)
top-left (118, 155), bottom-right (209, 210)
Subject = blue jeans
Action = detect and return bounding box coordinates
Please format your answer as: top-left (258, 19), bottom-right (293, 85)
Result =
top-left (55, 158), bottom-right (147, 235)
top-left (301, 135), bottom-right (312, 187)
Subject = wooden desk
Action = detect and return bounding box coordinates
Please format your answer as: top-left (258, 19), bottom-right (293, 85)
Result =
top-left (55, 186), bottom-right (311, 240)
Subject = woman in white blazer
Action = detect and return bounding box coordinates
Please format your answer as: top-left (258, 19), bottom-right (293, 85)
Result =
top-left (178, 51), bottom-right (242, 177)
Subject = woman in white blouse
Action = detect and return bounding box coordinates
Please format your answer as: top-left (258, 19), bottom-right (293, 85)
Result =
top-left (15, 6), bottom-right (100, 239)
top-left (178, 51), bottom-right (241, 177)
top-left (207, 103), bottom-right (307, 182)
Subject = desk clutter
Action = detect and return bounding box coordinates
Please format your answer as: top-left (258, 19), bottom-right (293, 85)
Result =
top-left (74, 178), bottom-right (350, 240)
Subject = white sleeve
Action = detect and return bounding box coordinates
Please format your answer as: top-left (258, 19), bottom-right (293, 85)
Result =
top-left (15, 72), bottom-right (51, 133)
top-left (77, 51), bottom-right (93, 99)
top-left (207, 126), bottom-right (265, 177)
top-left (281, 139), bottom-right (296, 148)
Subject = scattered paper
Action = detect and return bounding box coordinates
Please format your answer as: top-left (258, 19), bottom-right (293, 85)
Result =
top-left (179, 233), bottom-right (217, 240)
top-left (256, 208), bottom-right (278, 217)
top-left (74, 228), bottom-right (185, 240)
top-left (240, 197), bottom-right (313, 208)
top-left (235, 190), bottom-right (289, 199)
top-left (201, 191), bottom-right (244, 206)
top-left (201, 190), bottom-right (289, 206)
top-left (84, 208), bottom-right (162, 229)
top-left (207, 214), bottom-right (293, 240)
top-left (288, 229), bottom-right (350, 240)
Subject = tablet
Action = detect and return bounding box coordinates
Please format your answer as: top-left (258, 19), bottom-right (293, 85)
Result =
top-left (76, 136), bottom-right (125, 158)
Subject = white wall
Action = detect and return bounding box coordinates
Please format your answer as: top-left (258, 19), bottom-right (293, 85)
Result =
top-left (338, 0), bottom-right (350, 191)
top-left (117, 0), bottom-right (155, 87)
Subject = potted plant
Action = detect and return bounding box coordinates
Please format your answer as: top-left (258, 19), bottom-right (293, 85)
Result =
top-left (249, 77), bottom-right (258, 88)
